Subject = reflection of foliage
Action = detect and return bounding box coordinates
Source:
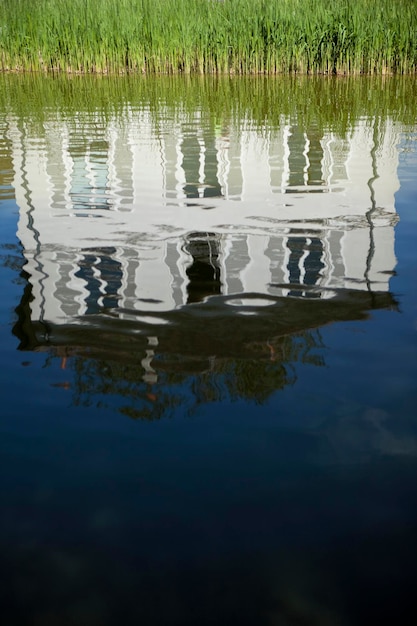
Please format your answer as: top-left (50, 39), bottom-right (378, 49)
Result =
top-left (198, 359), bottom-right (295, 405)
top-left (0, 73), bottom-right (416, 136)
top-left (67, 329), bottom-right (324, 419)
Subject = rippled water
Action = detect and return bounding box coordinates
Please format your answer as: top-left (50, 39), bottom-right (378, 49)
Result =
top-left (0, 75), bottom-right (416, 625)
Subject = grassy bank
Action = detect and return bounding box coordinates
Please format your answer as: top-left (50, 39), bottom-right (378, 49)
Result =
top-left (1, 0), bottom-right (416, 74)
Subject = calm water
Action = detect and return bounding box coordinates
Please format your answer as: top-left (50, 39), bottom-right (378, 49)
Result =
top-left (0, 75), bottom-right (416, 625)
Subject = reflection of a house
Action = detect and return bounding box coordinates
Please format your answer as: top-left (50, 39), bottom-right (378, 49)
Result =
top-left (6, 110), bottom-right (400, 379)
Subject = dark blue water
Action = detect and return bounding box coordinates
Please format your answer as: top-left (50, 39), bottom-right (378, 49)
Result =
top-left (1, 114), bottom-right (416, 626)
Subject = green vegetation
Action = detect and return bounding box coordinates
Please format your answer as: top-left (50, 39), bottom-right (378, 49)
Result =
top-left (1, 0), bottom-right (416, 74)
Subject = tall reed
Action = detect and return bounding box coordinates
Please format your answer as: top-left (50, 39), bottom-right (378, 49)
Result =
top-left (1, 0), bottom-right (416, 74)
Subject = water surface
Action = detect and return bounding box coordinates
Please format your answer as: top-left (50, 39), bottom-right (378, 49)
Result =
top-left (0, 75), bottom-right (416, 625)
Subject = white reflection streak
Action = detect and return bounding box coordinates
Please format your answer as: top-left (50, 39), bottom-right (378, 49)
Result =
top-left (303, 133), bottom-right (310, 186)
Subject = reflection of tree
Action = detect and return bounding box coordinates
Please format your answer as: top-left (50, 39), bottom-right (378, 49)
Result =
top-left (13, 263), bottom-right (396, 422)
top-left (66, 328), bottom-right (324, 419)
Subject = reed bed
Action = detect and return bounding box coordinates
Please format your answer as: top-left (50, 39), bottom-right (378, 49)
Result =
top-left (1, 0), bottom-right (416, 74)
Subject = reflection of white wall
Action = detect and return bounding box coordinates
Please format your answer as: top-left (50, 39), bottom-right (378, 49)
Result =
top-left (372, 119), bottom-right (402, 208)
top-left (6, 110), bottom-right (401, 326)
top-left (239, 235), bottom-right (271, 294)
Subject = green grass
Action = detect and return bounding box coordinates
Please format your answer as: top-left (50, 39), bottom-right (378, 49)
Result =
top-left (1, 0), bottom-right (416, 74)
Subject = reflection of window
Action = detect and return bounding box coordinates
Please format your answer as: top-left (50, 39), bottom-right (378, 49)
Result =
top-left (184, 232), bottom-right (222, 303)
top-left (287, 236), bottom-right (324, 298)
top-left (181, 132), bottom-right (222, 199)
top-left (69, 140), bottom-right (110, 211)
top-left (287, 127), bottom-right (307, 188)
top-left (75, 249), bottom-right (122, 314)
top-left (287, 127), bottom-right (324, 190)
top-left (306, 131), bottom-right (324, 186)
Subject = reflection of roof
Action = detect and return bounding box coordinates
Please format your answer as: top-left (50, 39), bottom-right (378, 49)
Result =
top-left (14, 286), bottom-right (397, 364)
